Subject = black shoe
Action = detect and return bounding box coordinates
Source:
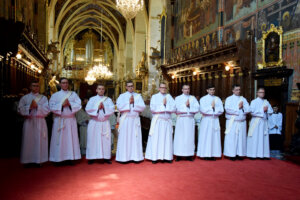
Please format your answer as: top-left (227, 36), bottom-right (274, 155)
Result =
top-left (211, 157), bottom-right (216, 161)
top-left (236, 156), bottom-right (244, 160)
top-left (249, 158), bottom-right (256, 160)
top-left (187, 157), bottom-right (194, 161)
top-left (66, 160), bottom-right (75, 166)
top-left (263, 157), bottom-right (271, 160)
top-left (104, 159), bottom-right (112, 164)
top-left (175, 157), bottom-right (181, 162)
top-left (54, 162), bottom-right (63, 166)
top-left (165, 160), bottom-right (173, 163)
top-left (88, 160), bottom-right (94, 165)
top-left (152, 161), bottom-right (158, 164)
top-left (230, 157), bottom-right (236, 161)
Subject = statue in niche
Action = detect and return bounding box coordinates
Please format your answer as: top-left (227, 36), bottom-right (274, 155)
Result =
top-left (47, 40), bottom-right (60, 60)
top-left (49, 74), bottom-right (59, 95)
top-left (136, 52), bottom-right (148, 78)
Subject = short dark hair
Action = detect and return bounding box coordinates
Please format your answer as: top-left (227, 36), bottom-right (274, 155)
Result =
top-left (257, 86), bottom-right (265, 91)
top-left (126, 80), bottom-right (133, 86)
top-left (31, 80), bottom-right (39, 85)
top-left (182, 84), bottom-right (190, 88)
top-left (232, 84), bottom-right (240, 89)
top-left (206, 84), bottom-right (215, 89)
top-left (59, 77), bottom-right (68, 83)
top-left (97, 84), bottom-right (105, 88)
top-left (159, 82), bottom-right (167, 87)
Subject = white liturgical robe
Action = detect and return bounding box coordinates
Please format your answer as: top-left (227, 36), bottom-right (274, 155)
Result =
top-left (116, 91), bottom-right (145, 162)
top-left (145, 93), bottom-right (176, 161)
top-left (197, 94), bottom-right (224, 158)
top-left (268, 113), bottom-right (282, 135)
top-left (18, 93), bottom-right (50, 164)
top-left (247, 97), bottom-right (273, 158)
top-left (85, 95), bottom-right (114, 159)
top-left (174, 94), bottom-right (199, 156)
top-left (49, 90), bottom-right (82, 162)
top-left (223, 95), bottom-right (250, 157)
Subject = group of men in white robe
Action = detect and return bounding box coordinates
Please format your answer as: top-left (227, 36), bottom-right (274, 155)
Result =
top-left (18, 78), bottom-right (275, 167)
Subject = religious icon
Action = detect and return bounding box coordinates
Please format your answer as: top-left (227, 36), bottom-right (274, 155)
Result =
top-left (259, 24), bottom-right (283, 69)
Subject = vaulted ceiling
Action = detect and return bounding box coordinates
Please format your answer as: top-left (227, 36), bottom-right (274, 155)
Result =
top-left (49, 0), bottom-right (129, 52)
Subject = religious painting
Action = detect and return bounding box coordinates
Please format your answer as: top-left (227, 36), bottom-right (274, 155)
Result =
top-left (224, 0), bottom-right (256, 24)
top-left (174, 0), bottom-right (218, 47)
top-left (259, 24), bottom-right (283, 68)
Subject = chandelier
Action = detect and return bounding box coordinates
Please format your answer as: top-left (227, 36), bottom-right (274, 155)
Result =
top-left (84, 63), bottom-right (113, 85)
top-left (116, 0), bottom-right (144, 19)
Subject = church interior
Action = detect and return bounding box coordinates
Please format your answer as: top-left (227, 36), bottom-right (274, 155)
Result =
top-left (1, 0), bottom-right (300, 199)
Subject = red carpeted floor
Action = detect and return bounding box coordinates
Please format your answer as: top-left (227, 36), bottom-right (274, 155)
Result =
top-left (0, 158), bottom-right (300, 200)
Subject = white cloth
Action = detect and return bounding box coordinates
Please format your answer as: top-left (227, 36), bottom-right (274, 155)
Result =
top-left (116, 91), bottom-right (145, 162)
top-left (223, 95), bottom-right (250, 157)
top-left (76, 109), bottom-right (90, 155)
top-left (197, 94), bottom-right (224, 157)
top-left (18, 93), bottom-right (50, 164)
top-left (174, 94), bottom-right (199, 156)
top-left (247, 97), bottom-right (273, 158)
top-left (268, 113), bottom-right (282, 135)
top-left (85, 95), bottom-right (114, 159)
top-left (49, 90), bottom-right (82, 162)
top-left (145, 93), bottom-right (175, 161)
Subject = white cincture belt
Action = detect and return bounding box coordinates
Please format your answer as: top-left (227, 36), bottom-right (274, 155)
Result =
top-left (177, 115), bottom-right (193, 118)
top-left (25, 116), bottom-right (45, 119)
top-left (248, 117), bottom-right (267, 137)
top-left (55, 115), bottom-right (75, 145)
top-left (26, 116), bottom-right (47, 139)
top-left (54, 115), bottom-right (75, 119)
top-left (202, 115), bottom-right (220, 131)
top-left (91, 116), bottom-right (108, 122)
top-left (202, 115), bottom-right (218, 119)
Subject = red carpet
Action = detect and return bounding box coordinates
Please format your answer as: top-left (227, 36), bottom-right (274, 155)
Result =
top-left (0, 158), bottom-right (300, 200)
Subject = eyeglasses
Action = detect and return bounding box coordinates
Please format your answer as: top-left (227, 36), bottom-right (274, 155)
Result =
top-left (160, 87), bottom-right (167, 89)
top-left (127, 85), bottom-right (134, 87)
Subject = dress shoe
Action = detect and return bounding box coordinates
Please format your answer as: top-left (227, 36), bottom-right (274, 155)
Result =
top-left (88, 160), bottom-right (94, 165)
top-left (104, 159), bottom-right (112, 164)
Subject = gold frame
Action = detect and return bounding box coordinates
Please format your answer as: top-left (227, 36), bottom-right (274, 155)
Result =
top-left (259, 24), bottom-right (283, 69)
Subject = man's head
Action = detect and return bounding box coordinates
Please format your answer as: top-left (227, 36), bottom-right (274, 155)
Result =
top-left (182, 84), bottom-right (190, 95)
top-left (126, 80), bottom-right (134, 93)
top-left (206, 85), bottom-right (215, 96)
top-left (30, 81), bottom-right (40, 94)
top-left (257, 87), bottom-right (265, 98)
top-left (96, 84), bottom-right (105, 96)
top-left (232, 84), bottom-right (241, 96)
top-left (60, 77), bottom-right (69, 91)
top-left (159, 82), bottom-right (167, 94)
top-left (273, 105), bottom-right (279, 113)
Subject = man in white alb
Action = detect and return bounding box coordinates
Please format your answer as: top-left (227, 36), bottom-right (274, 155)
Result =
top-left (49, 78), bottom-right (82, 165)
top-left (174, 84), bottom-right (199, 161)
top-left (85, 84), bottom-right (115, 164)
top-left (223, 84), bottom-right (250, 161)
top-left (18, 81), bottom-right (50, 166)
top-left (197, 85), bottom-right (224, 160)
top-left (116, 80), bottom-right (145, 163)
top-left (145, 82), bottom-right (176, 164)
top-left (247, 87), bottom-right (273, 160)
